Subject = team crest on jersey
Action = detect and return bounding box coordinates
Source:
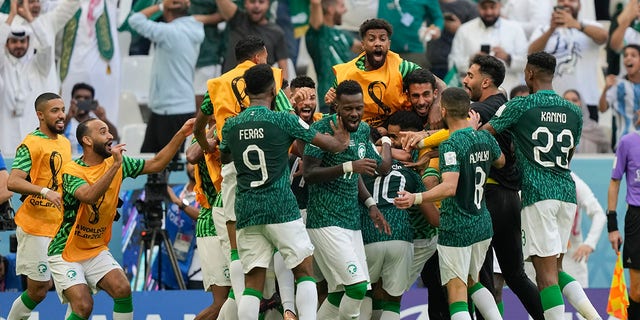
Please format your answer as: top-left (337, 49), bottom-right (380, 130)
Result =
top-left (347, 263), bottom-right (358, 275)
top-left (66, 269), bottom-right (77, 280)
top-left (357, 143), bottom-right (366, 159)
top-left (37, 263), bottom-right (47, 274)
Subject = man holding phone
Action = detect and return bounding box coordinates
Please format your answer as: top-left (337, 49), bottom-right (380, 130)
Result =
top-left (448, 0), bottom-right (528, 92)
top-left (528, 0), bottom-right (607, 123)
top-left (64, 83), bottom-right (119, 154)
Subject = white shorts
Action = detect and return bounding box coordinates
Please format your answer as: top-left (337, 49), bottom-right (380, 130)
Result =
top-left (197, 235), bottom-right (231, 289)
top-left (221, 162), bottom-right (237, 222)
top-left (307, 227), bottom-right (370, 293)
top-left (408, 236), bottom-right (438, 286)
top-left (212, 207), bottom-right (231, 262)
top-left (438, 238), bottom-right (491, 286)
top-left (237, 218), bottom-right (314, 273)
top-left (49, 250), bottom-right (122, 303)
top-left (365, 240), bottom-right (413, 296)
top-left (521, 200), bottom-right (576, 259)
top-left (16, 226), bottom-right (52, 281)
top-left (193, 64), bottom-right (222, 94)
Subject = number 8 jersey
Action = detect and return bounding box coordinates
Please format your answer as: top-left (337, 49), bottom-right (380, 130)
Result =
top-left (489, 90), bottom-right (583, 208)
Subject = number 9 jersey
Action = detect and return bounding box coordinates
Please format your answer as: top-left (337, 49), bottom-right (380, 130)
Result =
top-left (489, 90), bottom-right (583, 208)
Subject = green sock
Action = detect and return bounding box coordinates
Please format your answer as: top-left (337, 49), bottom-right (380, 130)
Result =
top-left (67, 312), bottom-right (87, 320)
top-left (327, 292), bottom-right (345, 308)
top-left (540, 285), bottom-right (564, 311)
top-left (230, 249), bottom-right (240, 261)
top-left (558, 271), bottom-right (575, 291)
top-left (497, 301), bottom-right (504, 315)
top-left (382, 301), bottom-right (401, 314)
top-left (20, 291), bottom-right (38, 310)
top-left (113, 296), bottom-right (133, 313)
top-left (449, 301), bottom-right (468, 317)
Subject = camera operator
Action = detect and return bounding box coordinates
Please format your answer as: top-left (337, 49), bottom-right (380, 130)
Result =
top-left (64, 83), bottom-right (119, 154)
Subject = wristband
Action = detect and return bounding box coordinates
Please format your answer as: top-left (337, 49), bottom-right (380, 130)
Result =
top-left (416, 139), bottom-right (426, 149)
top-left (380, 136), bottom-right (392, 146)
top-left (342, 161), bottom-right (353, 173)
top-left (158, 2), bottom-right (164, 11)
top-left (607, 210), bottom-right (618, 232)
top-left (40, 187), bottom-right (51, 197)
top-left (364, 197), bottom-right (376, 209)
top-left (413, 193), bottom-right (423, 205)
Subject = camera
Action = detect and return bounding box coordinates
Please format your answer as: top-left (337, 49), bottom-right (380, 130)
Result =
top-left (77, 99), bottom-right (98, 111)
top-left (0, 201), bottom-right (16, 231)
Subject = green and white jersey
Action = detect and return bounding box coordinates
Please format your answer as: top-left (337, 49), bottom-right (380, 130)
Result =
top-left (304, 115), bottom-right (382, 230)
top-left (219, 106), bottom-right (317, 229)
top-left (489, 90), bottom-right (582, 207)
top-left (48, 156), bottom-right (144, 256)
top-left (408, 167), bottom-right (441, 240)
top-left (361, 162), bottom-right (425, 244)
top-left (195, 156), bottom-right (217, 237)
top-left (438, 127), bottom-right (501, 247)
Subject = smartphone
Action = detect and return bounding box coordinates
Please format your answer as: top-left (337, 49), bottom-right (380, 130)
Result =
top-left (77, 99), bottom-right (97, 111)
top-left (480, 44), bottom-right (491, 54)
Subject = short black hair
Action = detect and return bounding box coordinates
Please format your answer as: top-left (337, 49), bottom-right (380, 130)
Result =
top-left (388, 110), bottom-right (423, 131)
top-left (71, 82), bottom-right (95, 99)
top-left (290, 76), bottom-right (316, 90)
top-left (527, 51), bottom-right (556, 76)
top-left (403, 69), bottom-right (436, 92)
top-left (76, 118), bottom-right (99, 147)
top-left (335, 80), bottom-right (362, 99)
top-left (441, 87), bottom-right (470, 119)
top-left (235, 36), bottom-right (266, 62)
top-left (34, 92), bottom-right (61, 111)
top-left (470, 54), bottom-right (505, 87)
top-left (243, 64), bottom-right (275, 96)
top-left (509, 85), bottom-right (529, 99)
top-left (624, 44), bottom-right (640, 56)
top-left (359, 18), bottom-right (393, 39)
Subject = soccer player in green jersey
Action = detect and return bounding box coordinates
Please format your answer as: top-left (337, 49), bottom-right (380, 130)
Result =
top-left (47, 117), bottom-right (195, 320)
top-left (396, 87), bottom-right (505, 320)
top-left (219, 64), bottom-right (350, 320)
top-left (303, 80), bottom-right (392, 319)
top-left (360, 160), bottom-right (439, 319)
top-left (480, 52), bottom-right (599, 320)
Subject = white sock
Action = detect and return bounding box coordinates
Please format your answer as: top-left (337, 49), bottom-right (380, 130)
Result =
top-left (359, 296), bottom-right (372, 320)
top-left (295, 279), bottom-right (317, 320)
top-left (317, 299), bottom-right (340, 319)
top-left (8, 295), bottom-right (33, 320)
top-left (562, 281), bottom-right (601, 320)
top-left (65, 304), bottom-right (72, 319)
top-left (237, 294), bottom-right (260, 320)
top-left (113, 311), bottom-right (133, 320)
top-left (229, 259), bottom-right (244, 304)
top-left (219, 297), bottom-right (238, 320)
top-left (274, 252), bottom-right (296, 313)
top-left (451, 311), bottom-right (472, 320)
top-left (339, 294), bottom-right (363, 319)
top-left (380, 310), bottom-right (400, 320)
top-left (470, 284), bottom-right (502, 320)
top-left (543, 305), bottom-right (565, 320)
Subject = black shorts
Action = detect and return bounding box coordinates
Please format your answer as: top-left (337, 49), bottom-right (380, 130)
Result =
top-left (141, 112), bottom-right (194, 154)
top-left (623, 205), bottom-right (640, 269)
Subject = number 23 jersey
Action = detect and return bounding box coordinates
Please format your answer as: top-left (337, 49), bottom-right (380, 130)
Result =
top-left (489, 90), bottom-right (582, 207)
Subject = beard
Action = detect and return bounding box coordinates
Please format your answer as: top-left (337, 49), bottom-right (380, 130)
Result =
top-left (365, 51), bottom-right (387, 69)
top-left (46, 122), bottom-right (65, 135)
top-left (93, 142), bottom-right (112, 159)
top-left (480, 16), bottom-right (498, 27)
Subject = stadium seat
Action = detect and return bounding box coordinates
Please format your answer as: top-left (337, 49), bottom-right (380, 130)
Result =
top-left (120, 123), bottom-right (147, 156)
top-left (118, 91), bottom-right (144, 132)
top-left (120, 55), bottom-right (153, 105)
